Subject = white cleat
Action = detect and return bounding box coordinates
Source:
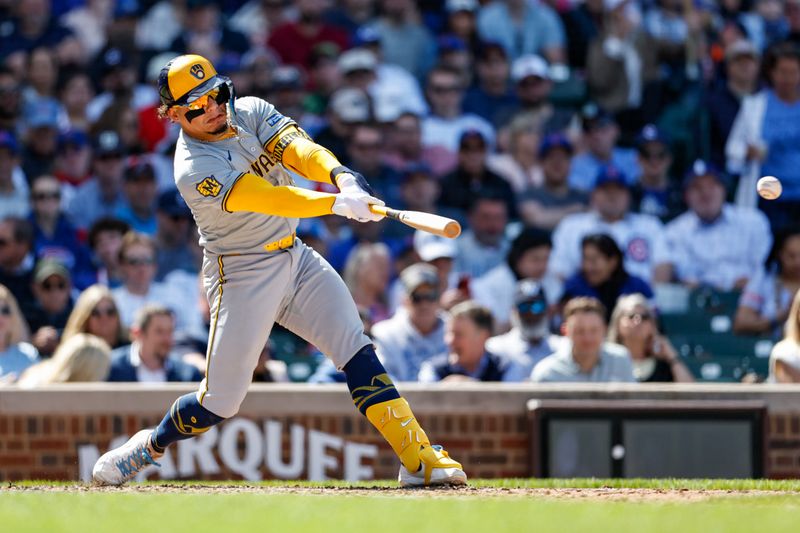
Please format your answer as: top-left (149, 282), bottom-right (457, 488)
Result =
top-left (92, 429), bottom-right (162, 486)
top-left (398, 445), bottom-right (468, 487)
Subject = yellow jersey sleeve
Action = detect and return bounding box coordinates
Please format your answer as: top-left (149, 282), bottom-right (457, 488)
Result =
top-left (224, 172), bottom-right (336, 218)
top-left (265, 125), bottom-right (341, 185)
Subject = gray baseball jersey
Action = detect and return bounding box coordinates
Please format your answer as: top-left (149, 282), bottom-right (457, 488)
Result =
top-left (173, 96), bottom-right (370, 418)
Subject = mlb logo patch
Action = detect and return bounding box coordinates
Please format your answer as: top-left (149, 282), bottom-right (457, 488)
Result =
top-left (190, 64), bottom-right (206, 80)
top-left (196, 176), bottom-right (222, 197)
top-left (267, 113), bottom-right (284, 127)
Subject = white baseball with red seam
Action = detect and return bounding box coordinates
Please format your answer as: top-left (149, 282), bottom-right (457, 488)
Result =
top-left (757, 176), bottom-right (782, 200)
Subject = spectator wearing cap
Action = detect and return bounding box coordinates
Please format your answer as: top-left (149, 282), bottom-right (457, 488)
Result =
top-left (266, 66), bottom-right (310, 128)
top-left (436, 35), bottom-right (473, 88)
top-left (20, 98), bottom-right (60, 181)
top-left (463, 42), bottom-right (519, 128)
top-left (507, 54), bottom-right (573, 133)
top-left (561, 233), bottom-right (653, 321)
top-left (28, 174), bottom-right (96, 290)
top-left (372, 0), bottom-right (437, 80)
top-left (453, 193), bottom-right (511, 279)
top-left (666, 160), bottom-right (771, 291)
top-left (531, 296), bottom-right (635, 383)
top-left (115, 158), bottom-right (158, 235)
top-left (551, 164), bottom-right (672, 284)
top-left (86, 47), bottom-right (159, 125)
top-left (388, 231), bottom-right (457, 313)
top-left (0, 217), bottom-right (37, 315)
top-left (704, 40), bottom-right (760, 170)
top-left (27, 260), bottom-right (74, 358)
top-left (372, 263), bottom-right (448, 382)
top-left (316, 88), bottom-right (372, 160)
top-left (438, 130), bottom-right (517, 218)
top-left (518, 133), bottom-right (588, 231)
top-left (487, 279), bottom-right (566, 379)
top-left (339, 48), bottom-right (379, 94)
top-left (586, 0), bottom-right (658, 124)
top-left (169, 0), bottom-right (250, 62)
top-left (58, 69), bottom-right (95, 133)
top-left (66, 131), bottom-right (128, 232)
top-left (88, 218), bottom-right (129, 288)
top-left (419, 301), bottom-right (523, 382)
top-left (53, 130), bottom-right (92, 191)
top-left (631, 124), bottom-right (683, 222)
top-left (727, 43), bottom-right (800, 227)
top-left (268, 0), bottom-right (349, 70)
top-left (421, 66), bottom-right (495, 175)
top-left (0, 131), bottom-right (30, 219)
top-left (470, 228), bottom-right (562, 331)
top-left (0, 67), bottom-right (23, 133)
top-left (477, 0), bottom-right (566, 64)
top-left (568, 104), bottom-right (640, 192)
top-left (344, 124), bottom-right (402, 206)
top-left (444, 0), bottom-right (481, 52)
top-left (155, 189), bottom-right (199, 281)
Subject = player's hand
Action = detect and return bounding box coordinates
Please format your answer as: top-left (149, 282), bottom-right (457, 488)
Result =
top-left (335, 171), bottom-right (377, 196)
top-left (332, 191), bottom-right (385, 222)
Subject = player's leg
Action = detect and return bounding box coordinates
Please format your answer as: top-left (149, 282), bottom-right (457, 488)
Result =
top-left (93, 254), bottom-right (291, 485)
top-left (277, 243), bottom-right (466, 486)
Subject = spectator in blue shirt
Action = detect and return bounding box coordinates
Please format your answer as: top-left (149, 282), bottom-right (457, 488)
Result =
top-left (477, 0), bottom-right (566, 64)
top-left (115, 158), bottom-right (158, 235)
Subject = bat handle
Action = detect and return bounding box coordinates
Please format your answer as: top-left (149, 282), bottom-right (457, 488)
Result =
top-left (369, 204), bottom-right (399, 218)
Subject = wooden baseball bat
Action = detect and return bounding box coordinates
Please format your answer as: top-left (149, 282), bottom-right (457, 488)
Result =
top-left (369, 205), bottom-right (461, 239)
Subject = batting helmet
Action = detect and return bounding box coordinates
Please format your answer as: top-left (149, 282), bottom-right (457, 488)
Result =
top-left (157, 54), bottom-right (232, 108)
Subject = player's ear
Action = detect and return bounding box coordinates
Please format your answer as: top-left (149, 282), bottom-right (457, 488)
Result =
top-left (167, 107), bottom-right (181, 124)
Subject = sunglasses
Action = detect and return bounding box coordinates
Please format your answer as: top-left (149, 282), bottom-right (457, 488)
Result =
top-left (430, 84), bottom-right (461, 94)
top-left (181, 85), bottom-right (230, 122)
top-left (91, 306), bottom-right (117, 318)
top-left (33, 191), bottom-right (60, 201)
top-left (411, 291), bottom-right (439, 304)
top-left (626, 312), bottom-right (653, 322)
top-left (123, 256), bottom-right (155, 266)
top-left (642, 150), bottom-right (668, 161)
top-left (517, 301), bottom-right (547, 315)
top-left (0, 306), bottom-right (10, 316)
top-left (42, 279), bottom-right (68, 291)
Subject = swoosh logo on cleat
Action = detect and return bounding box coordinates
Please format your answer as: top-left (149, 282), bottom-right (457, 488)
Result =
top-left (400, 418), bottom-right (413, 427)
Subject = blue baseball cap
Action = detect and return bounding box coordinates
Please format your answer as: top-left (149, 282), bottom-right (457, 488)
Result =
top-left (683, 159), bottom-right (728, 188)
top-left (459, 129), bottom-right (487, 148)
top-left (636, 124), bottom-right (670, 150)
top-left (59, 129), bottom-right (89, 151)
top-left (538, 133), bottom-right (573, 158)
top-left (403, 162), bottom-right (433, 179)
top-left (25, 98), bottom-right (60, 129)
top-left (353, 26), bottom-right (381, 47)
top-left (438, 35), bottom-right (467, 54)
top-left (594, 164), bottom-right (628, 189)
top-left (0, 130), bottom-right (18, 153)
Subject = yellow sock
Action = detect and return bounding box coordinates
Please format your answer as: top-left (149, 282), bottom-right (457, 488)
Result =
top-left (366, 397), bottom-right (429, 473)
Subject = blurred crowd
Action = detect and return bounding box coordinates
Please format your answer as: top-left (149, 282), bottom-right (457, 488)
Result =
top-left (3, 0), bottom-right (800, 386)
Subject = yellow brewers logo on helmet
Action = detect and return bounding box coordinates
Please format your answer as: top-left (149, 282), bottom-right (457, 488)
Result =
top-left (160, 54), bottom-right (219, 105)
top-left (189, 64), bottom-right (206, 80)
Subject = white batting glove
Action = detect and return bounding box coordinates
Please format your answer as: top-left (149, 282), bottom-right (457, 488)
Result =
top-left (335, 172), bottom-right (372, 194)
top-left (332, 191), bottom-right (385, 222)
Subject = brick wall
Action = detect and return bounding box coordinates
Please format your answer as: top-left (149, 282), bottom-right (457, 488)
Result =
top-left (1, 383), bottom-right (799, 481)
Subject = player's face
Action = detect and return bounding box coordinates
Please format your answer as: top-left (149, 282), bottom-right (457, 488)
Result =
top-left (169, 87), bottom-right (230, 139)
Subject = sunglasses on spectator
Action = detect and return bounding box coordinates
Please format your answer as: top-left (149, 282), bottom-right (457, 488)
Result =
top-left (430, 84), bottom-right (461, 94)
top-left (33, 191), bottom-right (60, 201)
top-left (91, 306), bottom-right (117, 318)
top-left (626, 312), bottom-right (653, 322)
top-left (517, 301), bottom-right (547, 315)
top-left (42, 279), bottom-right (68, 291)
top-left (181, 86), bottom-right (230, 122)
top-left (123, 256), bottom-right (155, 266)
top-left (0, 306), bottom-right (11, 316)
top-left (411, 291), bottom-right (439, 304)
top-left (642, 150), bottom-right (668, 161)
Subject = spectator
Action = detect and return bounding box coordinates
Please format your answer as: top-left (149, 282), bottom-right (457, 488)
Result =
top-left (383, 112), bottom-right (445, 176)
top-left (373, 263), bottom-right (448, 382)
top-left (67, 131), bottom-right (128, 232)
top-left (169, 0), bottom-right (249, 63)
top-left (508, 54), bottom-right (572, 133)
top-left (0, 67), bottom-right (23, 133)
top-left (453, 194), bottom-right (510, 279)
top-left (265, 66), bottom-right (309, 127)
top-left (631, 124), bottom-right (684, 222)
top-left (531, 296), bottom-right (635, 382)
top-left (487, 121), bottom-right (543, 193)
top-left (487, 279), bottom-right (566, 378)
top-left (438, 130), bottom-right (517, 218)
top-left (86, 47), bottom-right (159, 125)
top-left (0, 131), bottom-right (30, 219)
top-left (444, 0), bottom-right (481, 52)
top-left (421, 66), bottom-right (495, 175)
top-left (345, 124), bottom-right (402, 206)
top-left (550, 164), bottom-right (672, 284)
top-left (92, 98), bottom-right (144, 156)
top-left (398, 163), bottom-right (440, 215)
top-left (470, 228), bottom-right (562, 331)
top-left (115, 158), bottom-right (158, 235)
top-left (770, 288), bottom-right (800, 382)
top-left (343, 242), bottom-right (392, 324)
top-left (463, 42), bottom-right (517, 128)
top-left (569, 105), bottom-right (640, 192)
top-left (413, 230), bottom-right (459, 297)
top-left (60, 0), bottom-right (114, 60)
top-left (17, 333), bottom-right (111, 387)
top-left (326, 0), bottom-right (376, 34)
top-left (0, 217), bottom-right (36, 314)
top-left (607, 293), bottom-right (694, 382)
top-left (562, 0), bottom-right (604, 70)
top-left (0, 284), bottom-right (36, 382)
top-left (53, 129), bottom-right (92, 191)
top-left (107, 304), bottom-right (202, 382)
top-left (58, 69), bottom-right (95, 133)
top-left (251, 339), bottom-right (290, 383)
top-left (112, 231), bottom-right (187, 333)
top-left (477, 0), bottom-right (566, 63)
top-left (20, 98), bottom-right (60, 181)
top-left (28, 174), bottom-right (95, 289)
top-left (228, 0), bottom-right (295, 46)
top-left (373, 0), bottom-right (437, 79)
top-left (267, 0), bottom-right (349, 70)
top-left (315, 87), bottom-right (371, 160)
top-left (705, 40), bottom-right (760, 169)
top-left (62, 284), bottom-right (127, 350)
top-left (666, 160), bottom-right (771, 291)
top-left (735, 229), bottom-right (800, 337)
top-left (419, 301), bottom-right (522, 382)
top-left (437, 35), bottom-right (473, 89)
top-left (27, 260), bottom-right (74, 358)
top-left (87, 218), bottom-right (129, 288)
top-left (518, 133), bottom-right (588, 231)
top-left (727, 43), bottom-right (800, 227)
top-left (154, 189), bottom-right (199, 281)
top-left (0, 0), bottom-right (80, 65)
top-left (561, 233), bottom-right (654, 321)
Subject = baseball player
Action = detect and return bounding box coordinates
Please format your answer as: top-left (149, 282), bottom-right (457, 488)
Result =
top-left (92, 54), bottom-right (466, 487)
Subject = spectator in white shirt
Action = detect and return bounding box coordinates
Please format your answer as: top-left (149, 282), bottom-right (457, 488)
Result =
top-left (550, 164), bottom-right (672, 284)
top-left (666, 160), bottom-right (772, 291)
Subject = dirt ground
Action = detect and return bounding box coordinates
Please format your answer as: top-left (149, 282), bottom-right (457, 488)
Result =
top-left (1, 483), bottom-right (789, 501)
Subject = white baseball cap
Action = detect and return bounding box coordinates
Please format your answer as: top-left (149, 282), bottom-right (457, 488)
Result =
top-left (414, 231), bottom-right (457, 262)
top-left (338, 48), bottom-right (378, 74)
top-left (511, 54), bottom-right (550, 83)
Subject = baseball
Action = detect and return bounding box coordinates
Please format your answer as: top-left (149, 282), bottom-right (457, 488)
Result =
top-left (757, 176), bottom-right (782, 200)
